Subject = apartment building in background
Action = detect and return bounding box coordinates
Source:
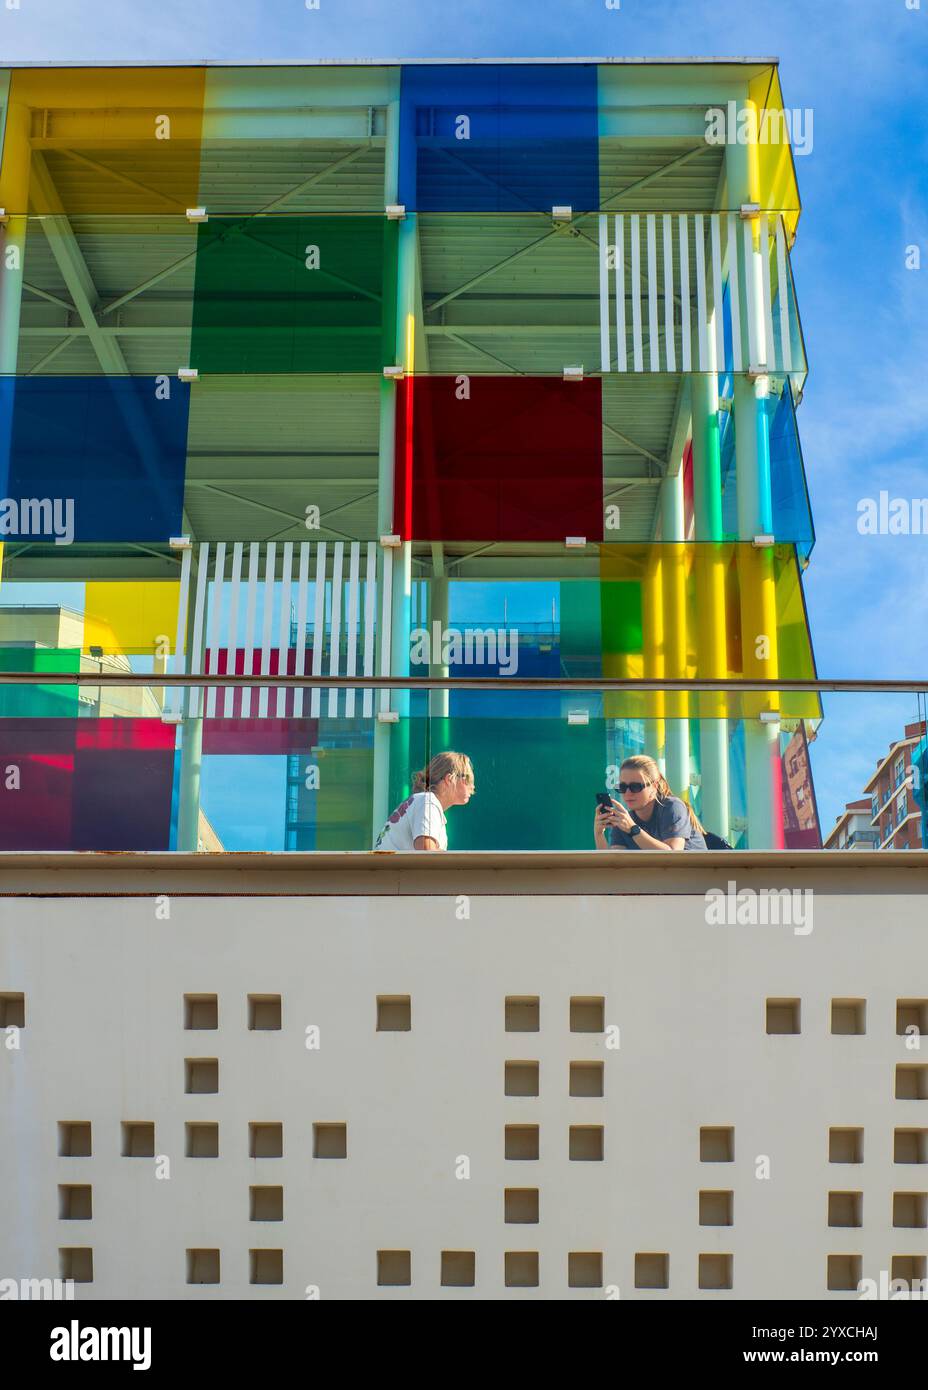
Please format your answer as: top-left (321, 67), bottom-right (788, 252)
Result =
top-left (862, 721), bottom-right (926, 851)
top-left (823, 797), bottom-right (879, 852)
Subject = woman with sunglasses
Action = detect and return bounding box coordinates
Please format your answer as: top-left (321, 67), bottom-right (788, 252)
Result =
top-left (594, 754), bottom-right (707, 852)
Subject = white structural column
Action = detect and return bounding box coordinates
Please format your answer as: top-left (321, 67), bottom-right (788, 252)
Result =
top-left (660, 466), bottom-right (689, 797)
top-left (727, 101), bottom-right (782, 849)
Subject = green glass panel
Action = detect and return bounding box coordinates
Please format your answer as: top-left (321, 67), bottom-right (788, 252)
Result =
top-left (190, 216), bottom-right (396, 373)
top-left (0, 647), bottom-right (80, 716)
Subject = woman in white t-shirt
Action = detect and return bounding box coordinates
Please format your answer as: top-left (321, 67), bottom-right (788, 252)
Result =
top-left (374, 751), bottom-right (475, 851)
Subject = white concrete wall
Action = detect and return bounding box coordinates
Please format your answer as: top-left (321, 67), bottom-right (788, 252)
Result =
top-left (1, 854), bottom-right (926, 1301)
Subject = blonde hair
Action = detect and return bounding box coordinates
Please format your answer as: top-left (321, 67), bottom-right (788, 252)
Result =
top-left (412, 751), bottom-right (474, 794)
top-left (620, 754), bottom-right (705, 835)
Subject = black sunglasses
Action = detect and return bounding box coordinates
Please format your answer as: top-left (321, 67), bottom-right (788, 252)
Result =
top-left (617, 781), bottom-right (647, 794)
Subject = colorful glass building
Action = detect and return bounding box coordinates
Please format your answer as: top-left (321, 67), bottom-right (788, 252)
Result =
top-left (0, 59), bottom-right (821, 851)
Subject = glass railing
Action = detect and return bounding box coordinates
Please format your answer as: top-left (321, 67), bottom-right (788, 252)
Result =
top-left (0, 677), bottom-right (923, 853)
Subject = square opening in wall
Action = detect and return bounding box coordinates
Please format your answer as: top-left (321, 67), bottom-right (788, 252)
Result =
top-left (249, 1123), bottom-right (283, 1158)
top-left (827, 1254), bottom-right (862, 1291)
top-left (831, 999), bottom-right (866, 1035)
top-left (250, 1249), bottom-right (283, 1284)
top-left (700, 1127), bottom-right (734, 1162)
top-left (186, 1248), bottom-right (220, 1284)
top-left (248, 995), bottom-right (282, 1031)
top-left (568, 1252), bottom-right (603, 1288)
top-left (699, 1191), bottom-right (733, 1226)
top-left (121, 1122), bottom-right (155, 1157)
top-left (184, 1058), bottom-right (218, 1094)
top-left (0, 993), bottom-right (24, 1027)
top-left (58, 1122), bottom-right (92, 1158)
top-left (570, 997), bottom-right (605, 1033)
top-left (377, 995), bottom-right (411, 1031)
top-left (250, 1186), bottom-right (284, 1221)
top-left (505, 997), bottom-right (539, 1032)
top-left (698, 1253), bottom-right (733, 1290)
top-left (504, 1252), bottom-right (539, 1287)
top-left (897, 1000), bottom-right (928, 1036)
top-left (58, 1185), bottom-right (92, 1220)
top-left (569, 1061), bottom-right (604, 1097)
top-left (569, 1125), bottom-right (603, 1161)
top-left (829, 1128), bottom-right (864, 1163)
top-left (635, 1253), bottom-right (669, 1289)
top-left (441, 1251), bottom-right (475, 1287)
top-left (504, 1188), bottom-right (539, 1224)
top-left (184, 994), bottom-right (218, 1029)
top-left (186, 1122), bottom-right (219, 1158)
top-left (896, 1065), bottom-right (928, 1100)
top-left (891, 1254), bottom-right (928, 1284)
top-left (505, 1125), bottom-right (539, 1160)
top-left (893, 1192), bottom-right (928, 1227)
top-left (59, 1248), bottom-right (93, 1283)
top-left (828, 1191), bottom-right (863, 1227)
top-left (377, 1250), bottom-right (410, 1286)
top-left (894, 1129), bottom-right (928, 1164)
top-left (766, 998), bottom-right (801, 1034)
top-left (505, 1061), bottom-right (539, 1097)
top-left (313, 1123), bottom-right (347, 1158)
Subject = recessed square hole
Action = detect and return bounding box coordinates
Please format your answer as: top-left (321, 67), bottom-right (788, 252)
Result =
top-left (121, 1122), bottom-right (154, 1157)
top-left (504, 1188), bottom-right (539, 1224)
top-left (0, 992), bottom-right (24, 1027)
top-left (635, 1253), bottom-right (668, 1289)
top-left (891, 1254), bottom-right (927, 1284)
top-left (570, 997), bottom-right (604, 1033)
top-left (505, 1061), bottom-right (539, 1097)
top-left (505, 997), bottom-right (539, 1032)
top-left (441, 1251), bottom-right (475, 1287)
top-left (897, 999), bottom-right (928, 1036)
top-left (569, 1125), bottom-right (603, 1161)
top-left (700, 1127), bottom-right (734, 1162)
top-left (248, 995), bottom-right (281, 1031)
top-left (250, 1186), bottom-right (283, 1221)
top-left (59, 1248), bottom-right (93, 1283)
top-left (831, 999), bottom-right (866, 1035)
top-left (766, 998), bottom-right (800, 1034)
top-left (829, 1127), bottom-right (864, 1164)
top-left (568, 1252), bottom-right (603, 1288)
top-left (699, 1191), bottom-right (733, 1226)
top-left (698, 1253), bottom-right (733, 1290)
top-left (185, 1122), bottom-right (219, 1158)
top-left (377, 995), bottom-right (411, 1031)
top-left (895, 1129), bottom-right (928, 1164)
top-left (57, 1122), bottom-right (91, 1158)
top-left (185, 1058), bottom-right (218, 1094)
top-left (828, 1191), bottom-right (863, 1227)
top-left (250, 1249), bottom-right (282, 1285)
top-left (893, 1192), bottom-right (927, 1227)
top-left (505, 1125), bottom-right (539, 1160)
top-left (504, 1252), bottom-right (538, 1287)
top-left (827, 1254), bottom-right (861, 1291)
top-left (313, 1122), bottom-right (347, 1158)
top-left (896, 1065), bottom-right (928, 1100)
top-left (186, 1248), bottom-right (220, 1284)
top-left (249, 1123), bottom-right (283, 1158)
top-left (58, 1185), bottom-right (92, 1220)
top-left (184, 994), bottom-right (217, 1029)
top-left (377, 1250), bottom-right (410, 1286)
top-left (569, 1061), bottom-right (604, 1098)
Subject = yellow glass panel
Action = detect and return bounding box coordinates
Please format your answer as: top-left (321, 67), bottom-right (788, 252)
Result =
top-left (83, 581), bottom-right (181, 656)
top-left (0, 67), bottom-right (206, 214)
top-left (748, 66), bottom-right (801, 239)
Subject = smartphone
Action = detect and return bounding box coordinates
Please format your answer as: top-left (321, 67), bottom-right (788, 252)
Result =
top-left (595, 792), bottom-right (613, 814)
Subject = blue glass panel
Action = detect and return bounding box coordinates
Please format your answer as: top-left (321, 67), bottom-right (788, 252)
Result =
top-left (398, 65), bottom-right (599, 212)
top-left (0, 377), bottom-right (190, 542)
top-left (719, 380), bottom-right (814, 559)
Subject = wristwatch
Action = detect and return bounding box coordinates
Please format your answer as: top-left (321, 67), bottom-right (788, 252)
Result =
top-left (628, 824), bottom-right (642, 838)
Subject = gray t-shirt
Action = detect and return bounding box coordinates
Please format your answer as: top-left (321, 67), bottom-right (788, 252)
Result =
top-left (608, 795), bottom-right (707, 851)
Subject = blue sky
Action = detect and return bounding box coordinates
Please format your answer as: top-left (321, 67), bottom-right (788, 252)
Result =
top-left (2, 0), bottom-right (926, 838)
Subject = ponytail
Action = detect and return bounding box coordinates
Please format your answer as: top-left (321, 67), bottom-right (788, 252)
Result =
top-left (412, 750), bottom-right (474, 794)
